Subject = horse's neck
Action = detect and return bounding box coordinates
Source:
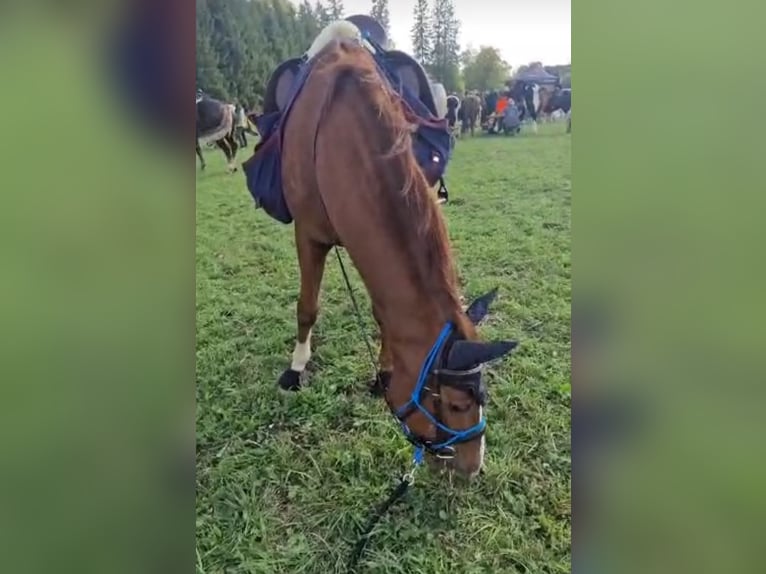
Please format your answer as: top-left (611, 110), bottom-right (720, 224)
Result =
top-left (364, 257), bottom-right (470, 396)
top-left (379, 288), bottom-right (455, 402)
top-left (372, 274), bottom-right (451, 343)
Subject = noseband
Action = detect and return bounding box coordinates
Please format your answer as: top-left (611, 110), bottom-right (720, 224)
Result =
top-left (386, 323), bottom-right (488, 458)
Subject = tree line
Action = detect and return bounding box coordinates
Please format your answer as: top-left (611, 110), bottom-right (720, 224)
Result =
top-left (196, 0), bottom-right (568, 109)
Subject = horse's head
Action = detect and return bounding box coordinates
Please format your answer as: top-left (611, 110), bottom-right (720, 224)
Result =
top-left (398, 288), bottom-right (517, 479)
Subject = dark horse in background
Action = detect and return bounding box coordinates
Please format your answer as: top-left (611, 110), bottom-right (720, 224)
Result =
top-left (460, 92), bottom-right (482, 137)
top-left (507, 80), bottom-right (544, 132)
top-left (541, 87), bottom-right (572, 133)
top-left (196, 93), bottom-right (239, 172)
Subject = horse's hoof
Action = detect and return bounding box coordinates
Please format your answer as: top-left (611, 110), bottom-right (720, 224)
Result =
top-left (369, 371), bottom-right (391, 396)
top-left (278, 369), bottom-right (302, 391)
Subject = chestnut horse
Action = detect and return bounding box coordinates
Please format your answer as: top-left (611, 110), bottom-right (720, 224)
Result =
top-left (277, 40), bottom-right (517, 478)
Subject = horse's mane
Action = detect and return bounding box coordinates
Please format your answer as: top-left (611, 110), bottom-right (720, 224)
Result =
top-left (313, 42), bottom-right (473, 335)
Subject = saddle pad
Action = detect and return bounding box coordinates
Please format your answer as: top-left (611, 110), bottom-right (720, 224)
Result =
top-left (242, 62), bottom-right (314, 224)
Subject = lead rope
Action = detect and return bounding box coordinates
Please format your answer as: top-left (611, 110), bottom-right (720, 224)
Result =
top-left (334, 248), bottom-right (425, 573)
top-left (333, 247), bottom-right (383, 390)
top-left (346, 447), bottom-right (425, 574)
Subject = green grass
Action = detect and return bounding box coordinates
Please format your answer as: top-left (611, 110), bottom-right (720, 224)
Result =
top-left (196, 122), bottom-right (571, 574)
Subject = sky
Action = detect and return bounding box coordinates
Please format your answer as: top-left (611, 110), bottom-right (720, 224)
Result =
top-left (289, 0), bottom-right (571, 70)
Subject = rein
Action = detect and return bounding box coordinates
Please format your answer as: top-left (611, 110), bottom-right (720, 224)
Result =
top-left (334, 249), bottom-right (424, 572)
top-left (345, 447), bottom-right (424, 574)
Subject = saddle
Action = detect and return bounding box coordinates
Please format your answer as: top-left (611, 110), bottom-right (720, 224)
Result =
top-left (262, 48), bottom-right (440, 119)
top-left (244, 15), bottom-right (453, 225)
top-left (383, 50), bottom-right (441, 117)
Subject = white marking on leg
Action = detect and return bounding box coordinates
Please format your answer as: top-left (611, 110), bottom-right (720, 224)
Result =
top-left (290, 331), bottom-right (312, 372)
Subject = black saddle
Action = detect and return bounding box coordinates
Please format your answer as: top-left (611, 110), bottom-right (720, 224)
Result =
top-left (345, 14), bottom-right (390, 50)
top-left (262, 16), bottom-right (439, 117)
top-left (382, 50), bottom-right (438, 116)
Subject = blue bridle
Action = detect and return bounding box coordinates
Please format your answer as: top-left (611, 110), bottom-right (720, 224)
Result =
top-left (390, 322), bottom-right (488, 459)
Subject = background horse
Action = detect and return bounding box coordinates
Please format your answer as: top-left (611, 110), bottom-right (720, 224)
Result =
top-left (507, 80), bottom-right (543, 132)
top-left (460, 92), bottom-right (482, 137)
top-left (196, 95), bottom-right (238, 172)
top-left (445, 94), bottom-right (461, 137)
top-left (542, 87), bottom-right (571, 131)
top-left (277, 40), bottom-right (515, 478)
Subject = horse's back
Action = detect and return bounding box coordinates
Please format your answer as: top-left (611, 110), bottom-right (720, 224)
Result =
top-left (197, 100), bottom-right (236, 145)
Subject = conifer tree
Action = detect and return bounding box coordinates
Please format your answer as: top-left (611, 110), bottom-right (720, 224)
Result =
top-left (370, 0), bottom-right (390, 33)
top-left (327, 0), bottom-right (344, 21)
top-left (314, 1), bottom-right (331, 27)
top-left (429, 0), bottom-right (461, 92)
top-left (411, 0), bottom-right (431, 63)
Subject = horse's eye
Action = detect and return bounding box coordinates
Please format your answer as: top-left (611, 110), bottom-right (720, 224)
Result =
top-left (447, 402), bottom-right (471, 414)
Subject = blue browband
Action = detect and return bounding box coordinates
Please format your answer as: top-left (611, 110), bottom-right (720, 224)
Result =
top-left (393, 322), bottom-right (487, 456)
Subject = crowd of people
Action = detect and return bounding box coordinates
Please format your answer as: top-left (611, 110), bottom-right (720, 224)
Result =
top-left (478, 89), bottom-right (519, 133)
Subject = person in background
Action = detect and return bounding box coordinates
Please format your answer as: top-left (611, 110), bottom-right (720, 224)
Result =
top-left (495, 92), bottom-right (509, 116)
top-left (488, 92), bottom-right (509, 133)
top-left (234, 102), bottom-right (248, 147)
top-left (485, 90), bottom-right (498, 120)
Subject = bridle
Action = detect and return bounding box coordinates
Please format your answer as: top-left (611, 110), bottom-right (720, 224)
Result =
top-left (381, 322), bottom-right (488, 459)
top-left (346, 319), bottom-right (491, 571)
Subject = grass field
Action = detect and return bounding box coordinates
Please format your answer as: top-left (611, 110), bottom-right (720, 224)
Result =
top-left (196, 122), bottom-right (571, 574)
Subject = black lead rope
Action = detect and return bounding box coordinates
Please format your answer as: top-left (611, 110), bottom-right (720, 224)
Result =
top-left (333, 249), bottom-right (426, 572)
top-left (346, 448), bottom-right (424, 573)
top-left (334, 248), bottom-right (381, 387)
top-left (346, 476), bottom-right (412, 573)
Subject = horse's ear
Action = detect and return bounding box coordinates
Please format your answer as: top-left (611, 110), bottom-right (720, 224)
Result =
top-left (446, 340), bottom-right (518, 371)
top-left (465, 287), bottom-right (499, 325)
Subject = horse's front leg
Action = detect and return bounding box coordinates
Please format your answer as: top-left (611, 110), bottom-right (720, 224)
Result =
top-left (369, 304), bottom-right (393, 396)
top-left (278, 236), bottom-right (330, 391)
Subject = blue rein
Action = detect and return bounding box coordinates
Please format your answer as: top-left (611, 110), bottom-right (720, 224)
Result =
top-left (394, 323), bottom-right (487, 457)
